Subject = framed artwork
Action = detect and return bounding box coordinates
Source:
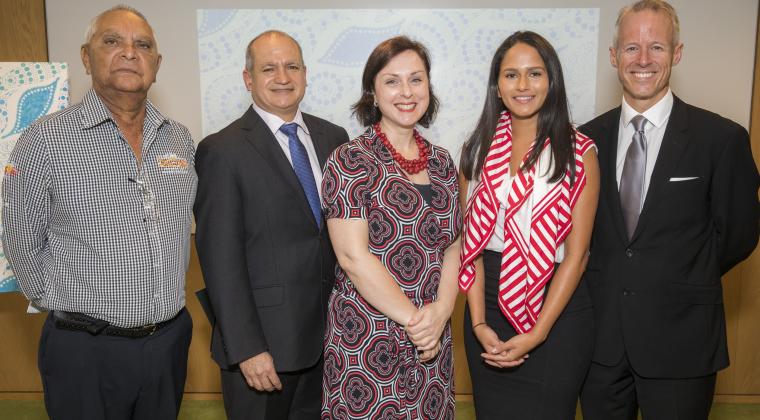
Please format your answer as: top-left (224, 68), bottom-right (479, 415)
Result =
top-left (0, 62), bottom-right (69, 293)
top-left (197, 8), bottom-right (599, 155)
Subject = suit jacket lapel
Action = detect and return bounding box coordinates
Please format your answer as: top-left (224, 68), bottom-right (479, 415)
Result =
top-left (303, 113), bottom-right (330, 170)
top-left (240, 108), bottom-right (318, 228)
top-left (303, 113), bottom-right (334, 232)
top-left (598, 107), bottom-right (630, 244)
top-left (631, 96), bottom-right (689, 242)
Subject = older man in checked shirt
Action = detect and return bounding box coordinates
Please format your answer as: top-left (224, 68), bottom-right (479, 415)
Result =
top-left (1, 6), bottom-right (196, 420)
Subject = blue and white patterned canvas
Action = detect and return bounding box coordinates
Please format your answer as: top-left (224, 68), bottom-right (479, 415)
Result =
top-left (0, 62), bottom-right (69, 292)
top-left (197, 9), bottom-right (599, 156)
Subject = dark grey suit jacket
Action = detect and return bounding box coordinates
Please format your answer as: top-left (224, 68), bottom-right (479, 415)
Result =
top-left (579, 96), bottom-right (759, 378)
top-left (194, 107), bottom-right (348, 371)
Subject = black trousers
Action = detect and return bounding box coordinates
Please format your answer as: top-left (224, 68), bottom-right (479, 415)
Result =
top-left (38, 309), bottom-right (192, 420)
top-left (580, 354), bottom-right (716, 420)
top-left (463, 250), bottom-right (594, 420)
top-left (220, 357), bottom-right (323, 420)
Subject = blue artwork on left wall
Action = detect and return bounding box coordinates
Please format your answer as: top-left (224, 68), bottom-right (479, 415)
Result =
top-left (0, 62), bottom-right (69, 293)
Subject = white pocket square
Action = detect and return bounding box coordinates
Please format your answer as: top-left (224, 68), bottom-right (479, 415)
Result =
top-left (669, 176), bottom-right (699, 182)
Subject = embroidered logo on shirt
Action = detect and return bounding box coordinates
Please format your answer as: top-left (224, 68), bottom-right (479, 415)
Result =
top-left (156, 154), bottom-right (189, 174)
top-left (4, 164), bottom-right (18, 177)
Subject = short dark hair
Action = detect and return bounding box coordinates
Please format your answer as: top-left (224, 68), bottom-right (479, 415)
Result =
top-left (352, 36), bottom-right (439, 128)
top-left (460, 31), bottom-right (575, 184)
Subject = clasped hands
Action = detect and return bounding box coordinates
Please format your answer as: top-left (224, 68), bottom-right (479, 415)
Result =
top-left (238, 302), bottom-right (451, 392)
top-left (473, 324), bottom-right (543, 368)
top-left (405, 301), bottom-right (450, 363)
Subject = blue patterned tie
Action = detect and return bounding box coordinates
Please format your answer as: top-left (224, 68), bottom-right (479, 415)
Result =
top-left (280, 123), bottom-right (321, 228)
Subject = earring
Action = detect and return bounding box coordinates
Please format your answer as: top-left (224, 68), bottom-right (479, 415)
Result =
top-left (373, 96), bottom-right (378, 107)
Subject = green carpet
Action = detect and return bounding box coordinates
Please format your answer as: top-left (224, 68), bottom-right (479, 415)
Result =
top-left (0, 399), bottom-right (757, 419)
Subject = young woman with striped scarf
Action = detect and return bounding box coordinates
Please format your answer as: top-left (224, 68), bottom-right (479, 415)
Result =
top-left (458, 31), bottom-right (600, 419)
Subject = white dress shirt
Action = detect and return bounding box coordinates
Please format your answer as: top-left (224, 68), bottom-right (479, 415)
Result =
top-left (466, 143), bottom-right (599, 263)
top-left (616, 89), bottom-right (674, 210)
top-left (250, 102), bottom-right (324, 200)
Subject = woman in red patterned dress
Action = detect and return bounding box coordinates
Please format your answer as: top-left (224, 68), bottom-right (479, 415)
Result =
top-left (458, 31), bottom-right (600, 419)
top-left (320, 36), bottom-right (461, 419)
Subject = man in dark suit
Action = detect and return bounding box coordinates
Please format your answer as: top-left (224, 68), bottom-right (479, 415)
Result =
top-left (194, 30), bottom-right (348, 419)
top-left (579, 1), bottom-right (759, 419)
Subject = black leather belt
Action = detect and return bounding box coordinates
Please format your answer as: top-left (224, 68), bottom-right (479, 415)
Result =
top-left (52, 308), bottom-right (184, 338)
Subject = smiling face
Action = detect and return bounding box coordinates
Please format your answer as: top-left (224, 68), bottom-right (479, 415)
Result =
top-left (81, 10), bottom-right (162, 98)
top-left (243, 33), bottom-right (306, 122)
top-left (374, 49), bottom-right (430, 132)
top-left (611, 9), bottom-right (683, 112)
top-left (497, 42), bottom-right (549, 123)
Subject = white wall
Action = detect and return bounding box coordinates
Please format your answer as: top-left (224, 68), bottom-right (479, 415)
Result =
top-left (47, 0), bottom-right (759, 146)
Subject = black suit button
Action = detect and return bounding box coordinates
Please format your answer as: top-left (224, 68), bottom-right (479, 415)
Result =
top-left (625, 249), bottom-right (634, 258)
top-left (622, 289), bottom-right (629, 296)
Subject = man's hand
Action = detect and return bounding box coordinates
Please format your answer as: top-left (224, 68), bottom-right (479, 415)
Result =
top-left (239, 352), bottom-right (282, 392)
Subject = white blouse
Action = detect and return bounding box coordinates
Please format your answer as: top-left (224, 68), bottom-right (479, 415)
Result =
top-left (466, 144), bottom-right (587, 263)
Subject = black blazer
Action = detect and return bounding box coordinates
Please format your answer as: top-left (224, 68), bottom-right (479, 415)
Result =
top-left (194, 107), bottom-right (348, 372)
top-left (579, 96), bottom-right (759, 378)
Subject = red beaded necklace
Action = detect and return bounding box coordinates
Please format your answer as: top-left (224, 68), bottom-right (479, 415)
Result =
top-left (373, 123), bottom-right (429, 174)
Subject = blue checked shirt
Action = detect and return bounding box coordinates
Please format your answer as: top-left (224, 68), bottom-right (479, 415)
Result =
top-left (1, 89), bottom-right (197, 327)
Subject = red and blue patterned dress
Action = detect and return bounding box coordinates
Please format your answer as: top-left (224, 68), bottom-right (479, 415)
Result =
top-left (320, 126), bottom-right (461, 419)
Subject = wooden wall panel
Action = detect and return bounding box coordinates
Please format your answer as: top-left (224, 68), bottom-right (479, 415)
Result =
top-left (715, 6), bottom-right (760, 399)
top-left (1, 0), bottom-right (759, 403)
top-left (451, 294), bottom-right (472, 395)
top-left (184, 242), bottom-right (220, 393)
top-left (753, 5), bottom-right (760, 170)
top-left (735, 249), bottom-right (760, 394)
top-left (716, 270), bottom-right (741, 394)
top-left (725, 5), bottom-right (760, 397)
top-left (0, 0), bottom-right (48, 394)
top-left (0, 0), bottom-right (47, 61)
top-left (0, 295), bottom-right (45, 391)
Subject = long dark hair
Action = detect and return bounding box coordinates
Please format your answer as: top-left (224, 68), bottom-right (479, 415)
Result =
top-left (352, 36), bottom-right (439, 128)
top-left (460, 31), bottom-right (575, 185)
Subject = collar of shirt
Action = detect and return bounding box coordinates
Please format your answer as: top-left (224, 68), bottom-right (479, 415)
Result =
top-left (79, 88), bottom-right (168, 130)
top-left (620, 88), bottom-right (673, 131)
top-left (615, 88), bottom-right (674, 199)
top-left (249, 101), bottom-right (324, 199)
top-left (250, 101), bottom-right (310, 137)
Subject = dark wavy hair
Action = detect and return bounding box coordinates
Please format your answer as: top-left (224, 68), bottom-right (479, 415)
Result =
top-left (460, 31), bottom-right (575, 185)
top-left (352, 36), bottom-right (440, 128)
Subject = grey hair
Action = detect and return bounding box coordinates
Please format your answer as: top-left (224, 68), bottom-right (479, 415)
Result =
top-left (244, 30), bottom-right (304, 71)
top-left (83, 4), bottom-right (151, 44)
top-left (613, 0), bottom-right (680, 48)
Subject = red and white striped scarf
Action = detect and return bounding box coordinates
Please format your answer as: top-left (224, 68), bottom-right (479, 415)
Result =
top-left (459, 111), bottom-right (592, 334)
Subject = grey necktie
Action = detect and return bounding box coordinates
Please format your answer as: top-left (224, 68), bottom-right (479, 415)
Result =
top-left (619, 114), bottom-right (648, 240)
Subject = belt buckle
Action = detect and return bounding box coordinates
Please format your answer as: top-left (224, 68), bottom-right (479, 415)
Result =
top-left (144, 323), bottom-right (157, 336)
